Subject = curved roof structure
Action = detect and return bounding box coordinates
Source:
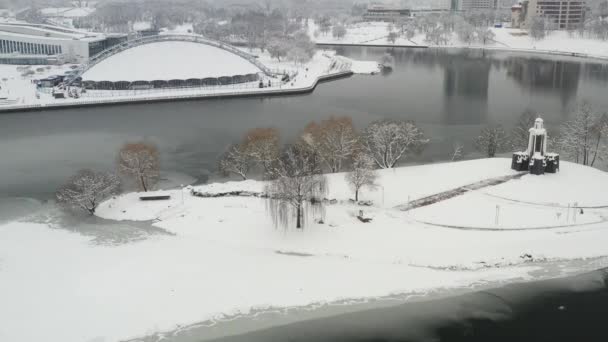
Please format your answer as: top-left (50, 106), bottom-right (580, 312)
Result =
top-left (82, 41), bottom-right (262, 82)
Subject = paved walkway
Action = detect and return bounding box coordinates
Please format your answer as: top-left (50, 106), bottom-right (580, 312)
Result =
top-left (395, 172), bottom-right (527, 212)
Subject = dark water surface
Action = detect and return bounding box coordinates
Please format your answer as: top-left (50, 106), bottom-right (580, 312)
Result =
top-left (1, 48), bottom-right (608, 199)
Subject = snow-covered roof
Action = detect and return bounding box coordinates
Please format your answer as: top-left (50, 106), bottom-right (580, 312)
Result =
top-left (82, 41), bottom-right (262, 82)
top-left (0, 23), bottom-right (105, 41)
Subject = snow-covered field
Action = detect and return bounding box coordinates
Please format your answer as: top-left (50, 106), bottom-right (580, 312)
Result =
top-left (313, 21), bottom-right (608, 60)
top-left (2, 158), bottom-right (608, 342)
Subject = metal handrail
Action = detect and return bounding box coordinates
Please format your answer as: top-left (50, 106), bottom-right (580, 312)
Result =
top-left (66, 34), bottom-right (276, 85)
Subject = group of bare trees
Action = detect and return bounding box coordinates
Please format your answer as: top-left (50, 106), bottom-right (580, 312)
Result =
top-left (219, 117), bottom-right (428, 181)
top-left (556, 102), bottom-right (608, 167)
top-left (219, 117), bottom-right (427, 229)
top-left (56, 142), bottom-right (160, 215)
top-left (267, 31), bottom-right (316, 64)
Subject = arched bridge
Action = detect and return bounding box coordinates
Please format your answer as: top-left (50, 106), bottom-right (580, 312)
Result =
top-left (67, 34), bottom-right (274, 85)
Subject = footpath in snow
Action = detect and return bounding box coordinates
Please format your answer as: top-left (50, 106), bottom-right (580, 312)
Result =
top-left (2, 158), bottom-right (608, 342)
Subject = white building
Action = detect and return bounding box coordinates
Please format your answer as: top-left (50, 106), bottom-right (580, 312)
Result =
top-left (0, 23), bottom-right (125, 64)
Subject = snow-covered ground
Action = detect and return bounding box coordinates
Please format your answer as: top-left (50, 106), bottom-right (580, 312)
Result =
top-left (0, 64), bottom-right (76, 105)
top-left (312, 21), bottom-right (608, 60)
top-left (311, 21), bottom-right (422, 47)
top-left (2, 159), bottom-right (607, 342)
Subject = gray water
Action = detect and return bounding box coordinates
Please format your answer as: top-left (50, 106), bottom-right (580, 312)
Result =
top-left (2, 47), bottom-right (608, 341)
top-left (1, 47), bottom-right (608, 201)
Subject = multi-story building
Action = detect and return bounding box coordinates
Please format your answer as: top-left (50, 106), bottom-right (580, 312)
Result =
top-left (0, 23), bottom-right (126, 64)
top-left (363, 5), bottom-right (411, 21)
top-left (456, 0), bottom-right (501, 10)
top-left (524, 0), bottom-right (585, 29)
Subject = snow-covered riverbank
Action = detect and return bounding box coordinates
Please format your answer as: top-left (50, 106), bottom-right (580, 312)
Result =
top-left (2, 158), bottom-right (608, 342)
top-left (312, 21), bottom-right (608, 61)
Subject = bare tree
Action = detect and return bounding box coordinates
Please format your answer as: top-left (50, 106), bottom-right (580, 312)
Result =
top-left (362, 119), bottom-right (429, 169)
top-left (346, 152), bottom-right (377, 202)
top-left (318, 16), bottom-right (331, 35)
top-left (332, 24), bottom-right (347, 39)
top-left (451, 141), bottom-right (464, 161)
top-left (387, 31), bottom-right (399, 44)
top-left (243, 127), bottom-right (280, 176)
top-left (218, 143), bottom-right (251, 180)
top-left (267, 38), bottom-right (289, 61)
top-left (510, 109), bottom-right (538, 151)
top-left (456, 22), bottom-right (475, 45)
top-left (287, 46), bottom-right (311, 64)
top-left (265, 144), bottom-right (327, 230)
top-left (474, 125), bottom-right (509, 158)
top-left (530, 16), bottom-right (547, 40)
top-left (476, 27), bottom-right (495, 45)
top-left (405, 23), bottom-right (416, 40)
top-left (301, 117), bottom-right (359, 173)
top-left (118, 142), bottom-right (160, 192)
top-left (56, 169), bottom-right (120, 215)
top-left (557, 102), bottom-right (608, 166)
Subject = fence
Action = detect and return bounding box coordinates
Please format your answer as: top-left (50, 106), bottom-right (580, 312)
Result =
top-left (2, 69), bottom-right (353, 113)
top-left (79, 79), bottom-right (287, 99)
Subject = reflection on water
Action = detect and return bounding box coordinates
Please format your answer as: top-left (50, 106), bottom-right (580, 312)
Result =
top-left (505, 57), bottom-right (581, 107)
top-left (443, 53), bottom-right (491, 124)
top-left (1, 47), bottom-right (608, 200)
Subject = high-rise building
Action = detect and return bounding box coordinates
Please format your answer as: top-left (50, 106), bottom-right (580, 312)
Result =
top-left (524, 0), bottom-right (586, 29)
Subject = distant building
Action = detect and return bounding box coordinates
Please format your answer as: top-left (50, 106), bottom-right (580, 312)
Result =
top-left (363, 5), bottom-right (411, 21)
top-left (0, 23), bottom-right (126, 64)
top-left (460, 0), bottom-right (499, 10)
top-left (511, 3), bottom-right (526, 27)
top-left (411, 8), bottom-right (452, 17)
top-left (525, 0), bottom-right (585, 29)
top-left (512, 0), bottom-right (586, 29)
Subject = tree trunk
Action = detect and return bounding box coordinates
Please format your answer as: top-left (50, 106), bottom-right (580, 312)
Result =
top-left (296, 204), bottom-right (301, 229)
top-left (355, 188), bottom-right (359, 202)
top-left (140, 175), bottom-right (148, 192)
top-left (591, 133), bottom-right (602, 167)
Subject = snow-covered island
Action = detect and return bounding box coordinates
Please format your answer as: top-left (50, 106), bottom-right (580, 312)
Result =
top-left (2, 158), bottom-right (608, 342)
top-left (0, 39), bottom-right (379, 112)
